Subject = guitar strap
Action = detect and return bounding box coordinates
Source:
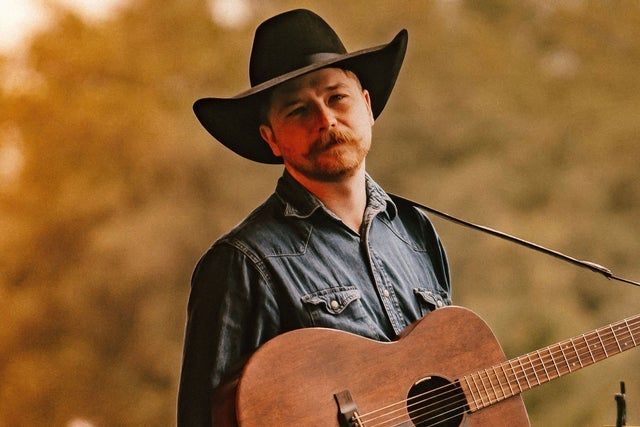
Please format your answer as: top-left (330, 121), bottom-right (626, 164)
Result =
top-left (389, 193), bottom-right (640, 288)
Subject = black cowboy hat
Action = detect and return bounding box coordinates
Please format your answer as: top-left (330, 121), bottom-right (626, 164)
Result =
top-left (193, 9), bottom-right (408, 164)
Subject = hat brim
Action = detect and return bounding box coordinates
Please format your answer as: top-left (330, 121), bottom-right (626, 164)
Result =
top-left (193, 29), bottom-right (408, 164)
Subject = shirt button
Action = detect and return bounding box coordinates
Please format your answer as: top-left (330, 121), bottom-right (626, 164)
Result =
top-left (330, 300), bottom-right (340, 310)
top-left (382, 289), bottom-right (390, 298)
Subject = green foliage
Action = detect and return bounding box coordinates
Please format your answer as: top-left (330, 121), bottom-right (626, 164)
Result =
top-left (1, 0), bottom-right (639, 425)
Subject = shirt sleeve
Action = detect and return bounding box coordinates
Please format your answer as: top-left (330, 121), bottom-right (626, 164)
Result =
top-left (177, 242), bottom-right (280, 426)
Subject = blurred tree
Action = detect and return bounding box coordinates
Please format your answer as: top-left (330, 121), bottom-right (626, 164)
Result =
top-left (0, 0), bottom-right (279, 424)
top-left (1, 0), bottom-right (639, 425)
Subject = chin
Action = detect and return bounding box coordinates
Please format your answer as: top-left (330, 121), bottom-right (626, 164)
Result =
top-left (307, 157), bottom-right (364, 182)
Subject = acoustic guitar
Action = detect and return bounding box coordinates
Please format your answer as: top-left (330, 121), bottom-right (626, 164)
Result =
top-left (212, 306), bottom-right (640, 426)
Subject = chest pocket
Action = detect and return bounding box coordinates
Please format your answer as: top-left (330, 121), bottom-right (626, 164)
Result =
top-left (414, 288), bottom-right (451, 316)
top-left (300, 286), bottom-right (378, 338)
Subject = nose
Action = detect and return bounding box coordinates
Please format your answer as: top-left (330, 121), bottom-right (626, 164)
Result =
top-left (315, 103), bottom-right (337, 131)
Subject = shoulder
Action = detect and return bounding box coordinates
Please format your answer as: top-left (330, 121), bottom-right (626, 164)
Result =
top-left (387, 194), bottom-right (451, 291)
top-left (389, 194), bottom-right (428, 218)
top-left (190, 198), bottom-right (283, 295)
top-left (211, 193), bottom-right (314, 261)
top-left (388, 194), bottom-right (440, 240)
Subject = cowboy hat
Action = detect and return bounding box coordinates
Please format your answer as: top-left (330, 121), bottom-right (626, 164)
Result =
top-left (193, 9), bottom-right (408, 164)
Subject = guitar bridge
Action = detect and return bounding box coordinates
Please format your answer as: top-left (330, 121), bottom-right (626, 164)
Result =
top-left (334, 389), bottom-right (363, 427)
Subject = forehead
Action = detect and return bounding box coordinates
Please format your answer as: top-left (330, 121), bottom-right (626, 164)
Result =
top-left (269, 68), bottom-right (359, 103)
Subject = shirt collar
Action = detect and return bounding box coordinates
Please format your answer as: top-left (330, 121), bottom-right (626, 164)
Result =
top-left (275, 170), bottom-right (397, 220)
top-left (275, 170), bottom-right (323, 218)
top-left (365, 174), bottom-right (397, 219)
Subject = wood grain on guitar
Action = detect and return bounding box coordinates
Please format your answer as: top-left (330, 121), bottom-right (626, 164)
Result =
top-left (212, 306), bottom-right (640, 426)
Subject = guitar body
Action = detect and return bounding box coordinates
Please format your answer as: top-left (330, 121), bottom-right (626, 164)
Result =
top-left (213, 306), bottom-right (530, 426)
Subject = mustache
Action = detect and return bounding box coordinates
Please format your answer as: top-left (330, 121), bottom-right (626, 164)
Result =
top-left (309, 128), bottom-right (358, 156)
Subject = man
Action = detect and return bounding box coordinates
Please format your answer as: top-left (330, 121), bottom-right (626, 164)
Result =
top-left (178, 9), bottom-right (451, 425)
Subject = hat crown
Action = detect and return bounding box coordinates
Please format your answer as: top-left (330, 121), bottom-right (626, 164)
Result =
top-left (249, 9), bottom-right (347, 87)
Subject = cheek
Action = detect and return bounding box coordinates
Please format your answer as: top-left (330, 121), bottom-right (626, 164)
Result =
top-left (273, 122), bottom-right (307, 140)
top-left (350, 102), bottom-right (374, 130)
top-left (353, 113), bottom-right (373, 140)
top-left (273, 131), bottom-right (307, 157)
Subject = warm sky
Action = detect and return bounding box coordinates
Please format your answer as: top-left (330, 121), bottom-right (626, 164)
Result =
top-left (0, 0), bottom-right (46, 52)
top-left (0, 0), bottom-right (249, 185)
top-left (0, 0), bottom-right (129, 52)
top-left (0, 0), bottom-right (250, 53)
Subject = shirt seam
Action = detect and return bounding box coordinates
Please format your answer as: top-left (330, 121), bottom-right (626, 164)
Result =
top-left (219, 239), bottom-right (275, 290)
top-left (263, 224), bottom-right (313, 258)
top-left (378, 216), bottom-right (429, 253)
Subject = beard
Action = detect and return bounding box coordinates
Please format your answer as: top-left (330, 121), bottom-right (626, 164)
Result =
top-left (291, 128), bottom-right (370, 182)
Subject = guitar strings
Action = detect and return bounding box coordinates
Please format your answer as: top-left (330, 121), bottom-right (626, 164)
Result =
top-left (385, 384), bottom-right (466, 427)
top-left (361, 318), bottom-right (639, 425)
top-left (384, 319), bottom-right (639, 427)
top-left (362, 318), bottom-right (640, 427)
top-left (370, 319), bottom-right (634, 427)
top-left (358, 380), bottom-right (464, 426)
top-left (363, 319), bottom-right (640, 427)
top-left (369, 314), bottom-right (640, 421)
top-left (355, 317), bottom-right (640, 427)
top-left (461, 316), bottom-right (640, 411)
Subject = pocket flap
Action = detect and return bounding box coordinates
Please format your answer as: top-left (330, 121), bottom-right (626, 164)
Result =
top-left (413, 288), bottom-right (450, 309)
top-left (301, 286), bottom-right (361, 315)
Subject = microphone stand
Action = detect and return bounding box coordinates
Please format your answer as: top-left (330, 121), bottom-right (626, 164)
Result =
top-left (616, 381), bottom-right (627, 427)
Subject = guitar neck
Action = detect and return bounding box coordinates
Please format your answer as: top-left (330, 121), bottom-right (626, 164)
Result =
top-left (461, 313), bottom-right (640, 412)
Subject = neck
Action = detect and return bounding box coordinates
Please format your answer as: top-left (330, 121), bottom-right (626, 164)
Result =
top-left (287, 164), bottom-right (367, 233)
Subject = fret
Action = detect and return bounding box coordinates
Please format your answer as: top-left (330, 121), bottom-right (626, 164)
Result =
top-left (596, 329), bottom-right (609, 358)
top-left (482, 371), bottom-right (495, 404)
top-left (500, 363), bottom-right (516, 396)
top-left (582, 333), bottom-right (596, 363)
top-left (616, 323), bottom-right (631, 349)
top-left (610, 324), bottom-right (623, 352)
top-left (463, 376), bottom-right (480, 411)
top-left (480, 369), bottom-right (498, 405)
top-left (482, 369), bottom-right (498, 403)
top-left (508, 359), bottom-right (523, 393)
top-left (469, 373), bottom-right (483, 408)
top-left (559, 341), bottom-right (572, 373)
top-left (617, 323), bottom-right (630, 348)
top-left (535, 350), bottom-right (550, 381)
top-left (463, 314), bottom-right (640, 416)
top-left (471, 373), bottom-right (489, 408)
top-left (517, 356), bottom-right (532, 389)
top-left (546, 345), bottom-right (561, 377)
top-left (470, 374), bottom-right (484, 409)
top-left (526, 353), bottom-right (541, 385)
top-left (570, 338), bottom-right (584, 368)
top-left (492, 365), bottom-right (508, 399)
top-left (625, 319), bottom-right (637, 346)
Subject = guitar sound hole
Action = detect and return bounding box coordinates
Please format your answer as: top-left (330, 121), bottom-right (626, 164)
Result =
top-left (406, 375), bottom-right (467, 427)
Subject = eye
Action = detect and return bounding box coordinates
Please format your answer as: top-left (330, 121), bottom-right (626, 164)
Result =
top-left (287, 106), bottom-right (307, 117)
top-left (330, 94), bottom-right (347, 103)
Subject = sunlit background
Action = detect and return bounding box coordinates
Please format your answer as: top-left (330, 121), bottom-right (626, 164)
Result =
top-left (2, 0), bottom-right (639, 425)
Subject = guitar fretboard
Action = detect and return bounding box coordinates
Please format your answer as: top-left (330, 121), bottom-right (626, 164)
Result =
top-left (461, 314), bottom-right (640, 412)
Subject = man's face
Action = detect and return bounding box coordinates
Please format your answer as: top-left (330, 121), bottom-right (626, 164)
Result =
top-left (259, 68), bottom-right (375, 182)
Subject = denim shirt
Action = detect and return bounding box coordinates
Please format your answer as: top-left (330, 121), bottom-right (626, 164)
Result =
top-left (178, 171), bottom-right (451, 426)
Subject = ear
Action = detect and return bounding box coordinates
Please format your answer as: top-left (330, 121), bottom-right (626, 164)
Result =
top-left (259, 124), bottom-right (282, 157)
top-left (362, 89), bottom-right (374, 126)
